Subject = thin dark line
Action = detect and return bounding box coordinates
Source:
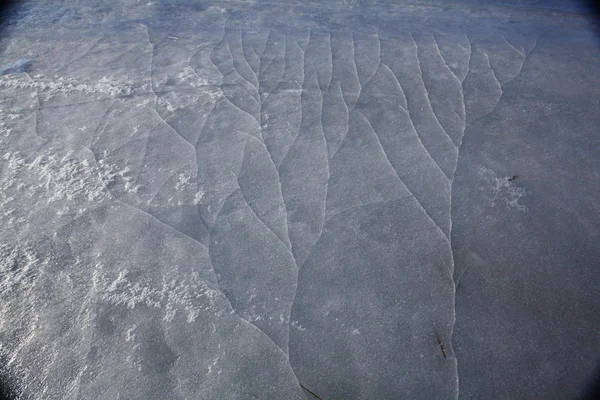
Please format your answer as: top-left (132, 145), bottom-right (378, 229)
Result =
top-left (435, 332), bottom-right (447, 359)
top-left (299, 383), bottom-right (324, 400)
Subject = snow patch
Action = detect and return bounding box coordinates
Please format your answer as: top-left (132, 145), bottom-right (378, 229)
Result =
top-left (92, 266), bottom-right (226, 323)
top-left (478, 167), bottom-right (528, 212)
top-left (0, 150), bottom-right (141, 226)
top-left (0, 74), bottom-right (137, 98)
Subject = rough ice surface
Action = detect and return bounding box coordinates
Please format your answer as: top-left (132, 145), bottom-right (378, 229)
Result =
top-left (0, 1), bottom-right (598, 399)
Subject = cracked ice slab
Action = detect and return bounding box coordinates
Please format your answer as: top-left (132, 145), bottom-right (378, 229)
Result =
top-left (1, 1), bottom-right (599, 399)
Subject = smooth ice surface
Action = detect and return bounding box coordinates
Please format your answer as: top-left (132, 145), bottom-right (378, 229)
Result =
top-left (0, 1), bottom-right (598, 399)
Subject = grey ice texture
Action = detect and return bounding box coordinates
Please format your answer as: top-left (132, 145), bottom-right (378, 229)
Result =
top-left (0, 1), bottom-right (598, 399)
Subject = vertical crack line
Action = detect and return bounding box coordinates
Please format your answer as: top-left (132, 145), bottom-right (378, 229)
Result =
top-left (325, 32), bottom-right (333, 90)
top-left (250, 31), bottom-right (293, 250)
top-left (450, 32), bottom-right (475, 399)
top-left (381, 62), bottom-right (451, 183)
top-left (340, 79), bottom-right (351, 156)
top-left (483, 52), bottom-right (502, 93)
top-left (502, 35), bottom-right (537, 88)
top-left (139, 24), bottom-right (230, 323)
top-left (375, 31), bottom-right (382, 79)
top-left (208, 190), bottom-right (289, 359)
top-left (259, 32), bottom-right (279, 89)
top-left (348, 31), bottom-right (360, 111)
top-left (457, 34), bottom-right (471, 150)
top-left (460, 34), bottom-right (472, 86)
top-left (239, 28), bottom-right (259, 79)
top-left (410, 33), bottom-right (456, 148)
top-left (259, 28), bottom-right (272, 60)
top-left (350, 31), bottom-right (359, 85)
top-left (274, 40), bottom-right (306, 173)
top-left (451, 32), bottom-right (536, 400)
top-left (189, 38), bottom-right (227, 232)
top-left (281, 32), bottom-right (288, 84)
top-left (348, 33), bottom-right (381, 116)
top-left (329, 33), bottom-right (357, 161)
top-left (277, 33), bottom-right (311, 169)
top-left (186, 41), bottom-right (225, 236)
top-left (132, 24), bottom-right (155, 190)
top-left (226, 35), bottom-right (256, 90)
top-left (284, 27), bottom-right (313, 383)
top-left (185, 57), bottom-right (220, 148)
top-left (431, 33), bottom-right (461, 84)
top-left (239, 29), bottom-right (300, 364)
top-left (431, 33), bottom-right (466, 139)
top-left (357, 111), bottom-right (448, 241)
top-left (338, 32), bottom-right (356, 112)
top-left (236, 136), bottom-right (293, 255)
top-left (224, 41), bottom-right (261, 127)
top-left (317, 67), bottom-right (330, 267)
top-left (237, 29), bottom-right (265, 147)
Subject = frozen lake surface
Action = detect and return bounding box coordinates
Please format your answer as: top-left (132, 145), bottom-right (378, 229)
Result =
top-left (0, 1), bottom-right (598, 399)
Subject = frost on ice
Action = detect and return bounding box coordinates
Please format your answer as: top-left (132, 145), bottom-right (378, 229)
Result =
top-left (478, 166), bottom-right (528, 212)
